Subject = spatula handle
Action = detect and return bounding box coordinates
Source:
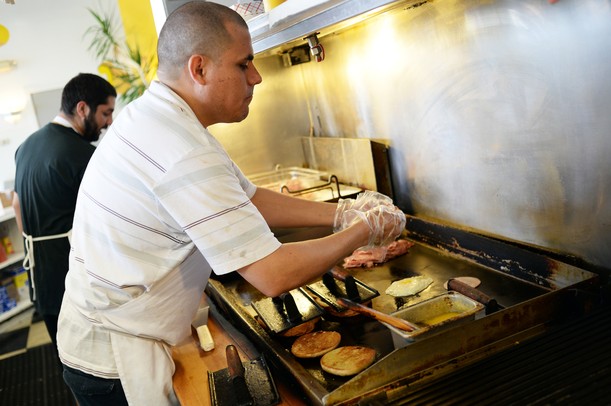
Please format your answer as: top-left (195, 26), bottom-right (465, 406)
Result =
top-left (337, 298), bottom-right (418, 331)
top-left (448, 278), bottom-right (499, 312)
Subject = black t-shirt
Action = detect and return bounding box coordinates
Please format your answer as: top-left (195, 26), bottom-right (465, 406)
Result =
top-left (14, 123), bottom-right (96, 316)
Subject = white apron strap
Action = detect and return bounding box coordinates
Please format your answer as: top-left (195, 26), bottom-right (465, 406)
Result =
top-left (22, 230), bottom-right (72, 300)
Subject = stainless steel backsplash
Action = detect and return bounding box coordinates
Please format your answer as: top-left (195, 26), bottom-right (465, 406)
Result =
top-left (209, 0), bottom-right (611, 270)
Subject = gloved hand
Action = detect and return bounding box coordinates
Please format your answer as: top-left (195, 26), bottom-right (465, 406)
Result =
top-left (333, 191), bottom-right (394, 233)
top-left (337, 204), bottom-right (406, 247)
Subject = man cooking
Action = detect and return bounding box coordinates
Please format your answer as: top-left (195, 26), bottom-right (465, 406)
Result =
top-left (57, 2), bottom-right (406, 405)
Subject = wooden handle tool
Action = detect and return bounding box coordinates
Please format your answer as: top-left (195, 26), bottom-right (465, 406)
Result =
top-left (336, 298), bottom-right (419, 331)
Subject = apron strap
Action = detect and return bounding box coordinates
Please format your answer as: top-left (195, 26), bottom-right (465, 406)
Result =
top-left (22, 230), bottom-right (72, 300)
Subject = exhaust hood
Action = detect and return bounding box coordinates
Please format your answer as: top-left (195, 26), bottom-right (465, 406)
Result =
top-left (248, 0), bottom-right (424, 54)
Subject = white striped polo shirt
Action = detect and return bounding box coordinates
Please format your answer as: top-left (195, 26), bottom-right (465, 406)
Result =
top-left (58, 81), bottom-right (280, 378)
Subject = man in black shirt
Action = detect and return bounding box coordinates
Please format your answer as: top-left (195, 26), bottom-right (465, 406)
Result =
top-left (12, 73), bottom-right (116, 347)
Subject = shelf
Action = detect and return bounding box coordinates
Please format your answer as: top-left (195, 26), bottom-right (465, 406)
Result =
top-left (0, 207), bottom-right (15, 223)
top-left (0, 299), bottom-right (33, 323)
top-left (1, 204), bottom-right (30, 324)
top-left (0, 252), bottom-right (25, 269)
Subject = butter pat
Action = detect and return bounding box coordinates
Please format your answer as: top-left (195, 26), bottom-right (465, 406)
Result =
top-left (196, 324), bottom-right (214, 351)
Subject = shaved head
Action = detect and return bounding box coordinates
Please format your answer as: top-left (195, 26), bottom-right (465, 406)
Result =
top-left (157, 1), bottom-right (248, 81)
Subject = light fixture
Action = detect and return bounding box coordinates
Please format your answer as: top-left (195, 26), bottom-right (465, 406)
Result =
top-left (0, 89), bottom-right (27, 124)
top-left (0, 60), bottom-right (17, 73)
top-left (2, 111), bottom-right (22, 124)
top-left (3, 0), bottom-right (15, 5)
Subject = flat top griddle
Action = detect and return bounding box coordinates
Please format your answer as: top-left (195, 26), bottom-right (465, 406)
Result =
top-left (206, 215), bottom-right (600, 405)
top-left (208, 242), bottom-right (550, 392)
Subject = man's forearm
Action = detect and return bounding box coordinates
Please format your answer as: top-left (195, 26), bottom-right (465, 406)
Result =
top-left (251, 187), bottom-right (336, 228)
top-left (11, 192), bottom-right (23, 234)
top-left (238, 220), bottom-right (370, 297)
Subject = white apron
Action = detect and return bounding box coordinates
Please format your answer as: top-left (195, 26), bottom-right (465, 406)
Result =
top-left (70, 248), bottom-right (210, 405)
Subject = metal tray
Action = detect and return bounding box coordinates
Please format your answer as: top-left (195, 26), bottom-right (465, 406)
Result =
top-left (251, 288), bottom-right (325, 334)
top-left (248, 167), bottom-right (329, 190)
top-left (247, 167), bottom-right (362, 201)
top-left (382, 291), bottom-right (485, 347)
top-left (305, 274), bottom-right (380, 312)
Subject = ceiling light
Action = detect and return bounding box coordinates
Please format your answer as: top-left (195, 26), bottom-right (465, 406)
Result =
top-left (0, 89), bottom-right (27, 123)
top-left (2, 111), bottom-right (22, 124)
top-left (0, 60), bottom-right (17, 73)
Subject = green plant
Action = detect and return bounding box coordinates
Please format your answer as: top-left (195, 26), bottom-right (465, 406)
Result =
top-left (85, 8), bottom-right (157, 104)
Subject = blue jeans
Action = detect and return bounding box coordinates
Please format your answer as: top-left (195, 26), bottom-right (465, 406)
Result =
top-left (62, 364), bottom-right (128, 406)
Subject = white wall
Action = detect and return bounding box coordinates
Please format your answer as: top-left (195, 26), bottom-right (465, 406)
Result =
top-left (0, 0), bottom-right (121, 187)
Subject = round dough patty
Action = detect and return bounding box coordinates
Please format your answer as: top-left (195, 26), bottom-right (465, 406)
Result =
top-left (320, 346), bottom-right (376, 376)
top-left (279, 317), bottom-right (319, 337)
top-left (291, 330), bottom-right (341, 359)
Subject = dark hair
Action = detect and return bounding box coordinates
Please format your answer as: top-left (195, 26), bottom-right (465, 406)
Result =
top-left (157, 1), bottom-right (248, 80)
top-left (60, 73), bottom-right (117, 116)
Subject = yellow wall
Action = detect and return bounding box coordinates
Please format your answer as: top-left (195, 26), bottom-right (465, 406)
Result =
top-left (117, 0), bottom-right (157, 66)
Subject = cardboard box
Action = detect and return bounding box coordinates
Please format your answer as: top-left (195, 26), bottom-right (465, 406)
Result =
top-left (0, 276), bottom-right (18, 312)
top-left (4, 265), bottom-right (29, 301)
top-left (0, 190), bottom-right (13, 208)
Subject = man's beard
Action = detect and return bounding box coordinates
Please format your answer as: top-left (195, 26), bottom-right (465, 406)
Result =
top-left (82, 111), bottom-right (102, 142)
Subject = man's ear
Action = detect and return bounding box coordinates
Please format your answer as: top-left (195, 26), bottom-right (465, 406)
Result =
top-left (188, 54), bottom-right (208, 84)
top-left (75, 101), bottom-right (89, 119)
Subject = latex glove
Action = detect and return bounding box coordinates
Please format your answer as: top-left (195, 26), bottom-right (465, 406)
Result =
top-left (352, 190), bottom-right (393, 210)
top-left (333, 191), bottom-right (393, 232)
top-left (340, 204), bottom-right (406, 247)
